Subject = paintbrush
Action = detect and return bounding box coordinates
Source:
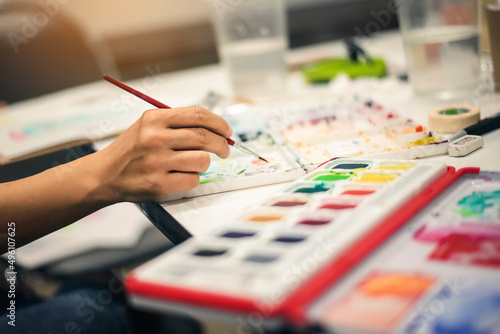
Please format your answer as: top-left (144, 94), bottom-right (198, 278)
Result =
top-left (103, 75), bottom-right (268, 163)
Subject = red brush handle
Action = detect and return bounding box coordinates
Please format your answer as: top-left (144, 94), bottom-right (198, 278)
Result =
top-left (103, 74), bottom-right (236, 147)
top-left (103, 75), bottom-right (171, 109)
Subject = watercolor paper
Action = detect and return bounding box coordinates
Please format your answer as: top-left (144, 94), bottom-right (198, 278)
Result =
top-left (158, 132), bottom-right (306, 201)
top-left (0, 90), bottom-right (145, 161)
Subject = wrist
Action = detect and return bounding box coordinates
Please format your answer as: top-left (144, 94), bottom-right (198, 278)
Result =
top-left (69, 152), bottom-right (119, 207)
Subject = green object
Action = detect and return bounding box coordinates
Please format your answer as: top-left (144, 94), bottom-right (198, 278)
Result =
top-left (439, 108), bottom-right (469, 115)
top-left (456, 190), bottom-right (500, 218)
top-left (301, 57), bottom-right (387, 84)
top-left (312, 172), bottom-right (351, 182)
top-left (294, 183), bottom-right (330, 194)
top-left (199, 177), bottom-right (223, 184)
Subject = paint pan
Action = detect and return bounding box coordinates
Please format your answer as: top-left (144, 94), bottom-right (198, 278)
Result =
top-left (337, 184), bottom-right (381, 197)
top-left (192, 247), bottom-right (229, 257)
top-left (293, 212), bottom-right (336, 227)
top-left (298, 218), bottom-right (333, 226)
top-left (325, 160), bottom-right (372, 171)
top-left (286, 182), bottom-right (335, 195)
top-left (353, 171), bottom-right (399, 183)
top-left (244, 254), bottom-right (279, 263)
top-left (218, 228), bottom-right (258, 239)
top-left (242, 248), bottom-right (284, 264)
top-left (268, 229), bottom-right (310, 245)
top-left (315, 198), bottom-right (360, 211)
top-left (273, 235), bottom-right (307, 243)
top-left (375, 161), bottom-right (416, 170)
top-left (305, 170), bottom-right (353, 182)
top-left (266, 196), bottom-right (310, 208)
top-left (241, 209), bottom-right (289, 224)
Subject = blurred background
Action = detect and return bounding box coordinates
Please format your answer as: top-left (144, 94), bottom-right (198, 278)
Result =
top-left (0, 0), bottom-right (398, 103)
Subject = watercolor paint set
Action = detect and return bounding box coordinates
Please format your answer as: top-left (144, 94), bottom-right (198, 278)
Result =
top-left (126, 160), bottom-right (500, 332)
top-left (160, 97), bottom-right (447, 201)
top-left (126, 159), bottom-right (456, 311)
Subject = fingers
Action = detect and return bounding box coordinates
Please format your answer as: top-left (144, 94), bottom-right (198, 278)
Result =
top-left (159, 172), bottom-right (200, 195)
top-left (167, 128), bottom-right (231, 159)
top-left (163, 151), bottom-right (211, 174)
top-left (140, 107), bottom-right (232, 158)
top-left (152, 106), bottom-right (233, 138)
top-left (150, 151), bottom-right (212, 197)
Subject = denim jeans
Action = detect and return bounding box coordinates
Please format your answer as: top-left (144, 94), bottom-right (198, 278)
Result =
top-left (0, 284), bottom-right (136, 334)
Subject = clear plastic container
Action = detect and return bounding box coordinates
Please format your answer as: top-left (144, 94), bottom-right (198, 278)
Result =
top-left (399, 0), bottom-right (481, 99)
top-left (208, 0), bottom-right (288, 98)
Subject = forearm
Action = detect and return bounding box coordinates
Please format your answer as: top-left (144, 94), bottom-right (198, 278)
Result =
top-left (0, 151), bottom-right (116, 254)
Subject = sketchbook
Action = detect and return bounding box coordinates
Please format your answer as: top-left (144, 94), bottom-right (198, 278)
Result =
top-left (0, 84), bottom-right (147, 165)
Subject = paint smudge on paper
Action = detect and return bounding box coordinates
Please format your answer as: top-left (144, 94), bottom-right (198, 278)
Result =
top-left (276, 99), bottom-right (440, 163)
top-left (320, 272), bottom-right (434, 333)
top-left (406, 280), bottom-right (500, 334)
top-left (456, 190), bottom-right (500, 218)
top-left (429, 234), bottom-right (500, 268)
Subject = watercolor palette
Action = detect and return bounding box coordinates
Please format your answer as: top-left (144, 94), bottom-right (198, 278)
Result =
top-left (272, 99), bottom-right (447, 164)
top-left (127, 158), bottom-right (447, 311)
top-left (306, 169), bottom-right (500, 333)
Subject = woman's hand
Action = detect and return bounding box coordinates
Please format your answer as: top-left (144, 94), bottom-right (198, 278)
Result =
top-left (0, 106), bottom-right (232, 252)
top-left (94, 106), bottom-right (233, 202)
